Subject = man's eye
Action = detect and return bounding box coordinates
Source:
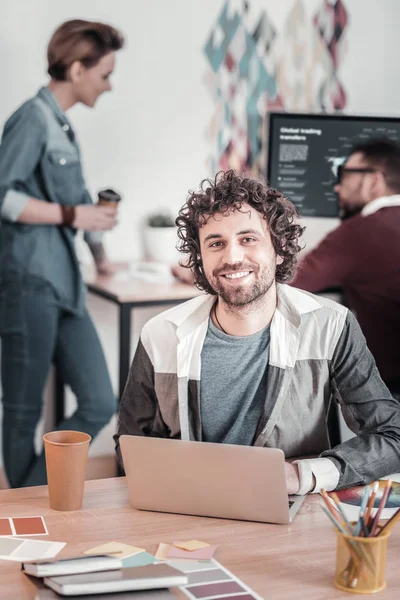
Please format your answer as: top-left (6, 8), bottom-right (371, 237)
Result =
top-left (243, 237), bottom-right (256, 243)
top-left (209, 240), bottom-right (224, 249)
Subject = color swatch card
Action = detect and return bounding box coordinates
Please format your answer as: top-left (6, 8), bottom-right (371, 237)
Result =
top-left (167, 545), bottom-right (217, 561)
top-left (155, 540), bottom-right (217, 562)
top-left (167, 558), bottom-right (263, 600)
top-left (0, 516), bottom-right (48, 537)
top-left (122, 552), bottom-right (158, 568)
top-left (0, 537), bottom-right (65, 562)
top-left (83, 542), bottom-right (145, 559)
top-left (173, 541), bottom-right (210, 552)
top-left (155, 543), bottom-right (171, 561)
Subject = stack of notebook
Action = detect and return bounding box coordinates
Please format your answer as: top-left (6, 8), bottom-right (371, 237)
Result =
top-left (23, 554), bottom-right (188, 596)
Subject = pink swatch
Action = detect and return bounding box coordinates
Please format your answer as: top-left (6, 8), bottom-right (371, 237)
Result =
top-left (167, 544), bottom-right (217, 560)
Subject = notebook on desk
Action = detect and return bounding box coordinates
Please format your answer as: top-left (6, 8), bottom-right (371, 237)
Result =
top-left (43, 564), bottom-right (187, 596)
top-left (120, 436), bottom-right (305, 524)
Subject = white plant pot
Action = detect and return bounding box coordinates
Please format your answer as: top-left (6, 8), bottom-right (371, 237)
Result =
top-left (143, 226), bottom-right (181, 264)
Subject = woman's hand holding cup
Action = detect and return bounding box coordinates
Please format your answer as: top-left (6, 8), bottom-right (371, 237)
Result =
top-left (73, 204), bottom-right (118, 231)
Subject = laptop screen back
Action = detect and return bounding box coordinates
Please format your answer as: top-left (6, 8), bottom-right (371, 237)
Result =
top-left (120, 436), bottom-right (293, 524)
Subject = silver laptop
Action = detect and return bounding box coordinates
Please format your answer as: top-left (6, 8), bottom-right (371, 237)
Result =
top-left (120, 436), bottom-right (305, 524)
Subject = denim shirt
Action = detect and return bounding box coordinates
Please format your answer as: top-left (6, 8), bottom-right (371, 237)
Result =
top-left (0, 87), bottom-right (94, 315)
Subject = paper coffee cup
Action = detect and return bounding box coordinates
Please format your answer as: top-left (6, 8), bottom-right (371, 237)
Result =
top-left (97, 188), bottom-right (122, 208)
top-left (43, 431), bottom-right (91, 511)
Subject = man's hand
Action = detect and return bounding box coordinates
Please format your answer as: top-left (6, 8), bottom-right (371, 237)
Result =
top-left (285, 461), bottom-right (301, 495)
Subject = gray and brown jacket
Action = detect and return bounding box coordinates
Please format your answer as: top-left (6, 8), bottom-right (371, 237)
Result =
top-left (115, 284), bottom-right (400, 490)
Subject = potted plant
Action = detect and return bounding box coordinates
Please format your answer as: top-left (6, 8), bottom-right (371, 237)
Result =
top-left (143, 211), bottom-right (180, 264)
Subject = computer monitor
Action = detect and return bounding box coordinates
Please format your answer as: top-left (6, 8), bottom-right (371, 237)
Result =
top-left (266, 112), bottom-right (400, 218)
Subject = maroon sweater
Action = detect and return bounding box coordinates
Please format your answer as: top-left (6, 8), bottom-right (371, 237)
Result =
top-left (292, 206), bottom-right (400, 384)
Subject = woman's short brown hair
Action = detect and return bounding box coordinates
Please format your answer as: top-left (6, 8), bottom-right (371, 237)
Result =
top-left (47, 19), bottom-right (124, 81)
top-left (176, 170), bottom-right (305, 294)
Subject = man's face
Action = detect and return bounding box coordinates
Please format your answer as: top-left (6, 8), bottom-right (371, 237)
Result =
top-left (334, 152), bottom-right (371, 219)
top-left (198, 204), bottom-right (283, 307)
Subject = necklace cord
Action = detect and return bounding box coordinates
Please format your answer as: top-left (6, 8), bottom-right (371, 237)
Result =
top-left (213, 302), bottom-right (228, 334)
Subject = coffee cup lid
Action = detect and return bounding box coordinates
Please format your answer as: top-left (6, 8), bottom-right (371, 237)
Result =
top-left (98, 188), bottom-right (122, 203)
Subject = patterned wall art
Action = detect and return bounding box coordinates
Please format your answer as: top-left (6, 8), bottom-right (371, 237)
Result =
top-left (203, 0), bottom-right (348, 175)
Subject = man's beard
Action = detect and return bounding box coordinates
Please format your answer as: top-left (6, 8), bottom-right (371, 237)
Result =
top-left (207, 262), bottom-right (276, 307)
top-left (338, 192), bottom-right (364, 221)
top-left (339, 204), bottom-right (363, 221)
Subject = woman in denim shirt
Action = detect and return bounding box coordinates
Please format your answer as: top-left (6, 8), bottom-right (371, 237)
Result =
top-left (0, 20), bottom-right (124, 487)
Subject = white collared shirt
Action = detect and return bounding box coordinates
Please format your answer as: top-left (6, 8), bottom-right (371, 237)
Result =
top-left (361, 194), bottom-right (400, 217)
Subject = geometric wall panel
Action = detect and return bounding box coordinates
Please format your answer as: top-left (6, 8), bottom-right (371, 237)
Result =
top-left (203, 0), bottom-right (348, 175)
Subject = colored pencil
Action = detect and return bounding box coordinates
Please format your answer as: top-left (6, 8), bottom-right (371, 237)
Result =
top-left (330, 492), bottom-right (355, 536)
top-left (320, 489), bottom-right (342, 520)
top-left (359, 485), bottom-right (371, 514)
top-left (364, 481), bottom-right (379, 530)
top-left (354, 509), bottom-right (365, 537)
top-left (320, 503), bottom-right (349, 536)
top-left (378, 506), bottom-right (400, 536)
top-left (369, 480), bottom-right (392, 537)
top-left (360, 515), bottom-right (370, 538)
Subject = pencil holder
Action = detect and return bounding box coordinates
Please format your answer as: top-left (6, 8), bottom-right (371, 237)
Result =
top-left (334, 529), bottom-right (390, 594)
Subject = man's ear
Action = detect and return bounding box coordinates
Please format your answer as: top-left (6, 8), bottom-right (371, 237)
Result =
top-left (374, 170), bottom-right (387, 196)
top-left (276, 254), bottom-right (284, 266)
top-left (68, 60), bottom-right (84, 83)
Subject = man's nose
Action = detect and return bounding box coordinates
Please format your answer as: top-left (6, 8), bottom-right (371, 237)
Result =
top-left (223, 241), bottom-right (245, 264)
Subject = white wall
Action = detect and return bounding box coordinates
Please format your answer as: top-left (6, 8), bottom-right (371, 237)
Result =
top-left (1, 0), bottom-right (400, 470)
top-left (0, 0), bottom-right (217, 261)
top-left (2, 0), bottom-right (400, 258)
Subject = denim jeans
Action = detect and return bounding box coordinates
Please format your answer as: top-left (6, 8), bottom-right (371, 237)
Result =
top-left (0, 274), bottom-right (116, 487)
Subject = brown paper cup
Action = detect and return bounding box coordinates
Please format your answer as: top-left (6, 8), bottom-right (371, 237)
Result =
top-left (43, 431), bottom-right (91, 511)
top-left (98, 198), bottom-right (119, 209)
top-left (97, 189), bottom-right (121, 209)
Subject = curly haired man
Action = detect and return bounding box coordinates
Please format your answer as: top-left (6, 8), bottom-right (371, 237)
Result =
top-left (115, 171), bottom-right (400, 495)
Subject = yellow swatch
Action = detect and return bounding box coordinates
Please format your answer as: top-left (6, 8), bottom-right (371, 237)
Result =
top-left (83, 542), bottom-right (145, 559)
top-left (154, 543), bottom-right (171, 560)
top-left (173, 540), bottom-right (210, 552)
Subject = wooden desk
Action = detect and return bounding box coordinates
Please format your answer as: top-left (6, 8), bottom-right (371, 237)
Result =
top-left (1, 478), bottom-right (399, 598)
top-left (55, 268), bottom-right (203, 425)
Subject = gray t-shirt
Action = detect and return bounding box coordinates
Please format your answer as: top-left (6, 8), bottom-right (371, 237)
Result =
top-left (200, 317), bottom-right (270, 445)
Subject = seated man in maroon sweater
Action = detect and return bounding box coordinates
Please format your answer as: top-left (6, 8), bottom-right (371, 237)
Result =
top-left (292, 138), bottom-right (400, 399)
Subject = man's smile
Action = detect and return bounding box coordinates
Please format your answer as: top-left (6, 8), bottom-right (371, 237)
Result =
top-left (220, 271), bottom-right (252, 280)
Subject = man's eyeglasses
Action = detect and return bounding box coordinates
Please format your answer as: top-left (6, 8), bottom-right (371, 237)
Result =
top-left (336, 166), bottom-right (378, 183)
